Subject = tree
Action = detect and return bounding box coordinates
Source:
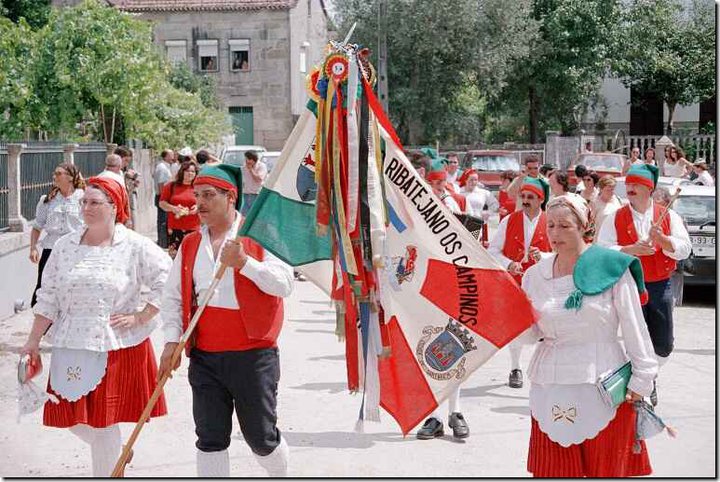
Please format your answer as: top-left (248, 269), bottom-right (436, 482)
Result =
top-left (0, 17), bottom-right (37, 139)
top-left (496, 0), bottom-right (621, 142)
top-left (23, 0), bottom-right (231, 146)
top-left (612, 0), bottom-right (715, 134)
top-left (0, 0), bottom-right (51, 29)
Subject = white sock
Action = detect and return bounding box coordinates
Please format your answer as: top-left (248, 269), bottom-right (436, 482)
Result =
top-left (91, 425), bottom-right (121, 477)
top-left (448, 387), bottom-right (461, 414)
top-left (69, 424), bottom-right (97, 445)
top-left (254, 437), bottom-right (289, 477)
top-left (657, 355), bottom-right (670, 367)
top-left (197, 449), bottom-right (230, 477)
top-left (509, 342), bottom-right (523, 371)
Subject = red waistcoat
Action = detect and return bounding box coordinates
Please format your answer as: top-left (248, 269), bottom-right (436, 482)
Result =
top-left (502, 210), bottom-right (551, 285)
top-left (180, 231), bottom-right (284, 353)
top-left (614, 204), bottom-right (675, 283)
top-left (498, 190), bottom-right (516, 221)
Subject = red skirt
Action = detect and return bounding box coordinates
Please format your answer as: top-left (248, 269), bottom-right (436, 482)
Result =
top-left (44, 338), bottom-right (167, 428)
top-left (527, 401), bottom-right (652, 478)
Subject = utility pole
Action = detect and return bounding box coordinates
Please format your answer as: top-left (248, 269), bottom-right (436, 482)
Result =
top-left (377, 0), bottom-right (389, 113)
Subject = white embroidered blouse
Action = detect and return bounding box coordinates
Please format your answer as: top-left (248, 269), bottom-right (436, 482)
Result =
top-left (521, 254), bottom-right (658, 397)
top-left (33, 224), bottom-right (172, 352)
top-left (32, 190), bottom-right (85, 250)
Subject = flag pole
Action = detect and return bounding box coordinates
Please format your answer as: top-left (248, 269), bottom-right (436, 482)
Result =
top-left (110, 247), bottom-right (238, 477)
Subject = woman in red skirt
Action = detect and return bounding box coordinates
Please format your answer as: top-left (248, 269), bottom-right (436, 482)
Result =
top-left (20, 176), bottom-right (172, 477)
top-left (520, 195), bottom-right (659, 477)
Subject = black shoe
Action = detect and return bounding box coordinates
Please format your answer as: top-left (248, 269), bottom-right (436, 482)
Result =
top-left (294, 272), bottom-right (307, 282)
top-left (650, 381), bottom-right (658, 407)
top-left (448, 412), bottom-right (469, 439)
top-left (509, 369), bottom-right (523, 388)
top-left (416, 417), bottom-right (444, 440)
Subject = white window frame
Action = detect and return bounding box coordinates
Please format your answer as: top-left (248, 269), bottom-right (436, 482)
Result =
top-left (165, 40), bottom-right (187, 65)
top-left (229, 39), bottom-right (250, 72)
top-left (197, 39), bottom-right (219, 72)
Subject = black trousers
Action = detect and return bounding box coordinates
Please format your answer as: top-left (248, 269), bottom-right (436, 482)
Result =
top-left (31, 248), bottom-right (52, 307)
top-left (188, 347), bottom-right (281, 456)
top-left (642, 279), bottom-right (674, 358)
top-left (155, 194), bottom-right (168, 249)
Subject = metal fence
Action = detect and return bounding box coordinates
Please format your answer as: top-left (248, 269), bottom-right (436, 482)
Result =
top-left (0, 142), bottom-right (108, 231)
top-left (0, 153), bottom-right (7, 230)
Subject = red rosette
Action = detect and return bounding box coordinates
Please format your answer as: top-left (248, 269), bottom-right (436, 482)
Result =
top-left (306, 67), bottom-right (322, 102)
top-left (324, 53), bottom-right (349, 83)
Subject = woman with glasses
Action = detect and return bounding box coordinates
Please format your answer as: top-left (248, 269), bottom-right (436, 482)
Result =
top-left (579, 170), bottom-right (600, 203)
top-left (20, 176), bottom-right (172, 477)
top-left (159, 160), bottom-right (201, 258)
top-left (29, 163), bottom-right (86, 307)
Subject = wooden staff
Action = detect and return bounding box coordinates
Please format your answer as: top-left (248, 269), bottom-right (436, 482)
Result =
top-left (110, 241), bottom-right (238, 477)
top-left (642, 187), bottom-right (681, 245)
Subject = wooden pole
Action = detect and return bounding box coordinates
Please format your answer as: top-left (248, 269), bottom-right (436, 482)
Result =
top-left (110, 249), bottom-right (236, 477)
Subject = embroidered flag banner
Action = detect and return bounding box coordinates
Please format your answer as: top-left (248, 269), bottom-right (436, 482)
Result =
top-left (240, 43), bottom-right (538, 436)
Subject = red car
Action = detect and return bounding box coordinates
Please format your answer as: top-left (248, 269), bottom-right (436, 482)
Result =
top-left (461, 150), bottom-right (520, 190)
top-left (567, 152), bottom-right (626, 188)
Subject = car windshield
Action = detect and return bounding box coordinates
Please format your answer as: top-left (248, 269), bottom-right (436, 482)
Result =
top-left (577, 155), bottom-right (623, 172)
top-left (223, 151), bottom-right (245, 166)
top-left (263, 155), bottom-right (280, 172)
top-left (471, 155), bottom-right (519, 172)
top-left (674, 195), bottom-right (716, 226)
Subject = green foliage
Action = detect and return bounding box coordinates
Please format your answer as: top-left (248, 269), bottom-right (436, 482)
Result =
top-left (168, 62), bottom-right (220, 110)
top-left (611, 0), bottom-right (715, 134)
top-left (0, 0), bottom-right (231, 147)
top-left (0, 17), bottom-right (38, 139)
top-left (0, 0), bottom-right (51, 29)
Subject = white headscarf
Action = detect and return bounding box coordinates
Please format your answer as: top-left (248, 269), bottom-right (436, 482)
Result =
top-left (547, 194), bottom-right (589, 229)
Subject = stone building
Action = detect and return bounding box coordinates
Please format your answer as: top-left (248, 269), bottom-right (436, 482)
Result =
top-left (54, 0), bottom-right (331, 150)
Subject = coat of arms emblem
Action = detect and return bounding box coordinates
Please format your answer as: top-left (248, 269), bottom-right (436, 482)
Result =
top-left (296, 145), bottom-right (317, 202)
top-left (385, 245), bottom-right (417, 291)
top-left (416, 319), bottom-right (477, 381)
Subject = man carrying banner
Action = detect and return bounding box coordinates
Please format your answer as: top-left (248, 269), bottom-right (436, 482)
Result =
top-left (426, 165), bottom-right (465, 214)
top-left (159, 164), bottom-right (294, 477)
top-left (488, 176), bottom-right (551, 388)
top-left (597, 164), bottom-right (690, 405)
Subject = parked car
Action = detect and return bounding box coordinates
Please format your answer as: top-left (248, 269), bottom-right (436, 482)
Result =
top-left (261, 151), bottom-right (281, 174)
top-left (461, 150), bottom-right (520, 190)
top-left (568, 152), bottom-right (625, 189)
top-left (673, 184), bottom-right (715, 286)
top-left (220, 144), bottom-right (266, 166)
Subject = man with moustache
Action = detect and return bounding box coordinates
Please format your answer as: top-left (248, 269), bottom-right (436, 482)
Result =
top-left (488, 177), bottom-right (551, 388)
top-left (506, 155), bottom-right (542, 209)
top-left (597, 164), bottom-right (690, 405)
top-left (159, 164), bottom-right (294, 476)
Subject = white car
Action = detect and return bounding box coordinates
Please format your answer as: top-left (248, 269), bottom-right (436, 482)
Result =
top-left (261, 151), bottom-right (281, 173)
top-left (220, 145), bottom-right (266, 167)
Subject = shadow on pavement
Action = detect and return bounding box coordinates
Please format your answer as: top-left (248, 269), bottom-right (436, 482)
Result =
top-left (295, 328), bottom-right (335, 335)
top-left (672, 348), bottom-right (715, 356)
top-left (490, 405), bottom-right (531, 416)
top-left (288, 318), bottom-right (335, 325)
top-left (312, 309), bottom-right (336, 316)
top-left (308, 354), bottom-right (345, 362)
top-left (300, 300), bottom-right (333, 305)
top-left (289, 382), bottom-right (348, 394)
top-left (460, 383), bottom-right (529, 401)
top-left (283, 430), bottom-right (406, 449)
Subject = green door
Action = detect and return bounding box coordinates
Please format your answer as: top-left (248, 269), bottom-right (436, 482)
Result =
top-left (229, 106), bottom-right (253, 144)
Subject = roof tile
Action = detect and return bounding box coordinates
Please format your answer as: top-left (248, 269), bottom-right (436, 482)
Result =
top-left (109, 0), bottom-right (298, 12)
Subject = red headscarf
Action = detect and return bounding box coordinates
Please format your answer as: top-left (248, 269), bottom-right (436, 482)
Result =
top-left (457, 169), bottom-right (478, 188)
top-left (87, 176), bottom-right (130, 224)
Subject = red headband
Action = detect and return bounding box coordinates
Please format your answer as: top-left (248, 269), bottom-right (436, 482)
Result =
top-left (87, 176), bottom-right (130, 224)
top-left (426, 170), bottom-right (447, 182)
top-left (625, 175), bottom-right (654, 190)
top-left (521, 184), bottom-right (545, 200)
top-left (194, 175), bottom-right (238, 196)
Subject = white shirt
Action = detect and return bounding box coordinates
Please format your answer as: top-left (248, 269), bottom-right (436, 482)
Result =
top-left (522, 255), bottom-right (658, 396)
top-left (170, 162), bottom-right (180, 178)
top-left (97, 170), bottom-right (127, 190)
top-left (241, 160), bottom-right (268, 195)
top-left (694, 170), bottom-right (714, 187)
top-left (153, 160), bottom-right (173, 191)
top-left (161, 213), bottom-right (294, 344)
top-left (439, 190), bottom-right (461, 214)
top-left (32, 189), bottom-right (84, 250)
top-left (488, 210), bottom-right (542, 269)
top-left (33, 224), bottom-right (172, 352)
top-left (596, 201), bottom-right (691, 261)
top-left (590, 195), bottom-right (624, 239)
top-left (461, 186), bottom-right (499, 218)
top-left (663, 160), bottom-right (686, 178)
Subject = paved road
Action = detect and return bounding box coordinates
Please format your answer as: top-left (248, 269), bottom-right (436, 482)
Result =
top-left (0, 276), bottom-right (715, 477)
